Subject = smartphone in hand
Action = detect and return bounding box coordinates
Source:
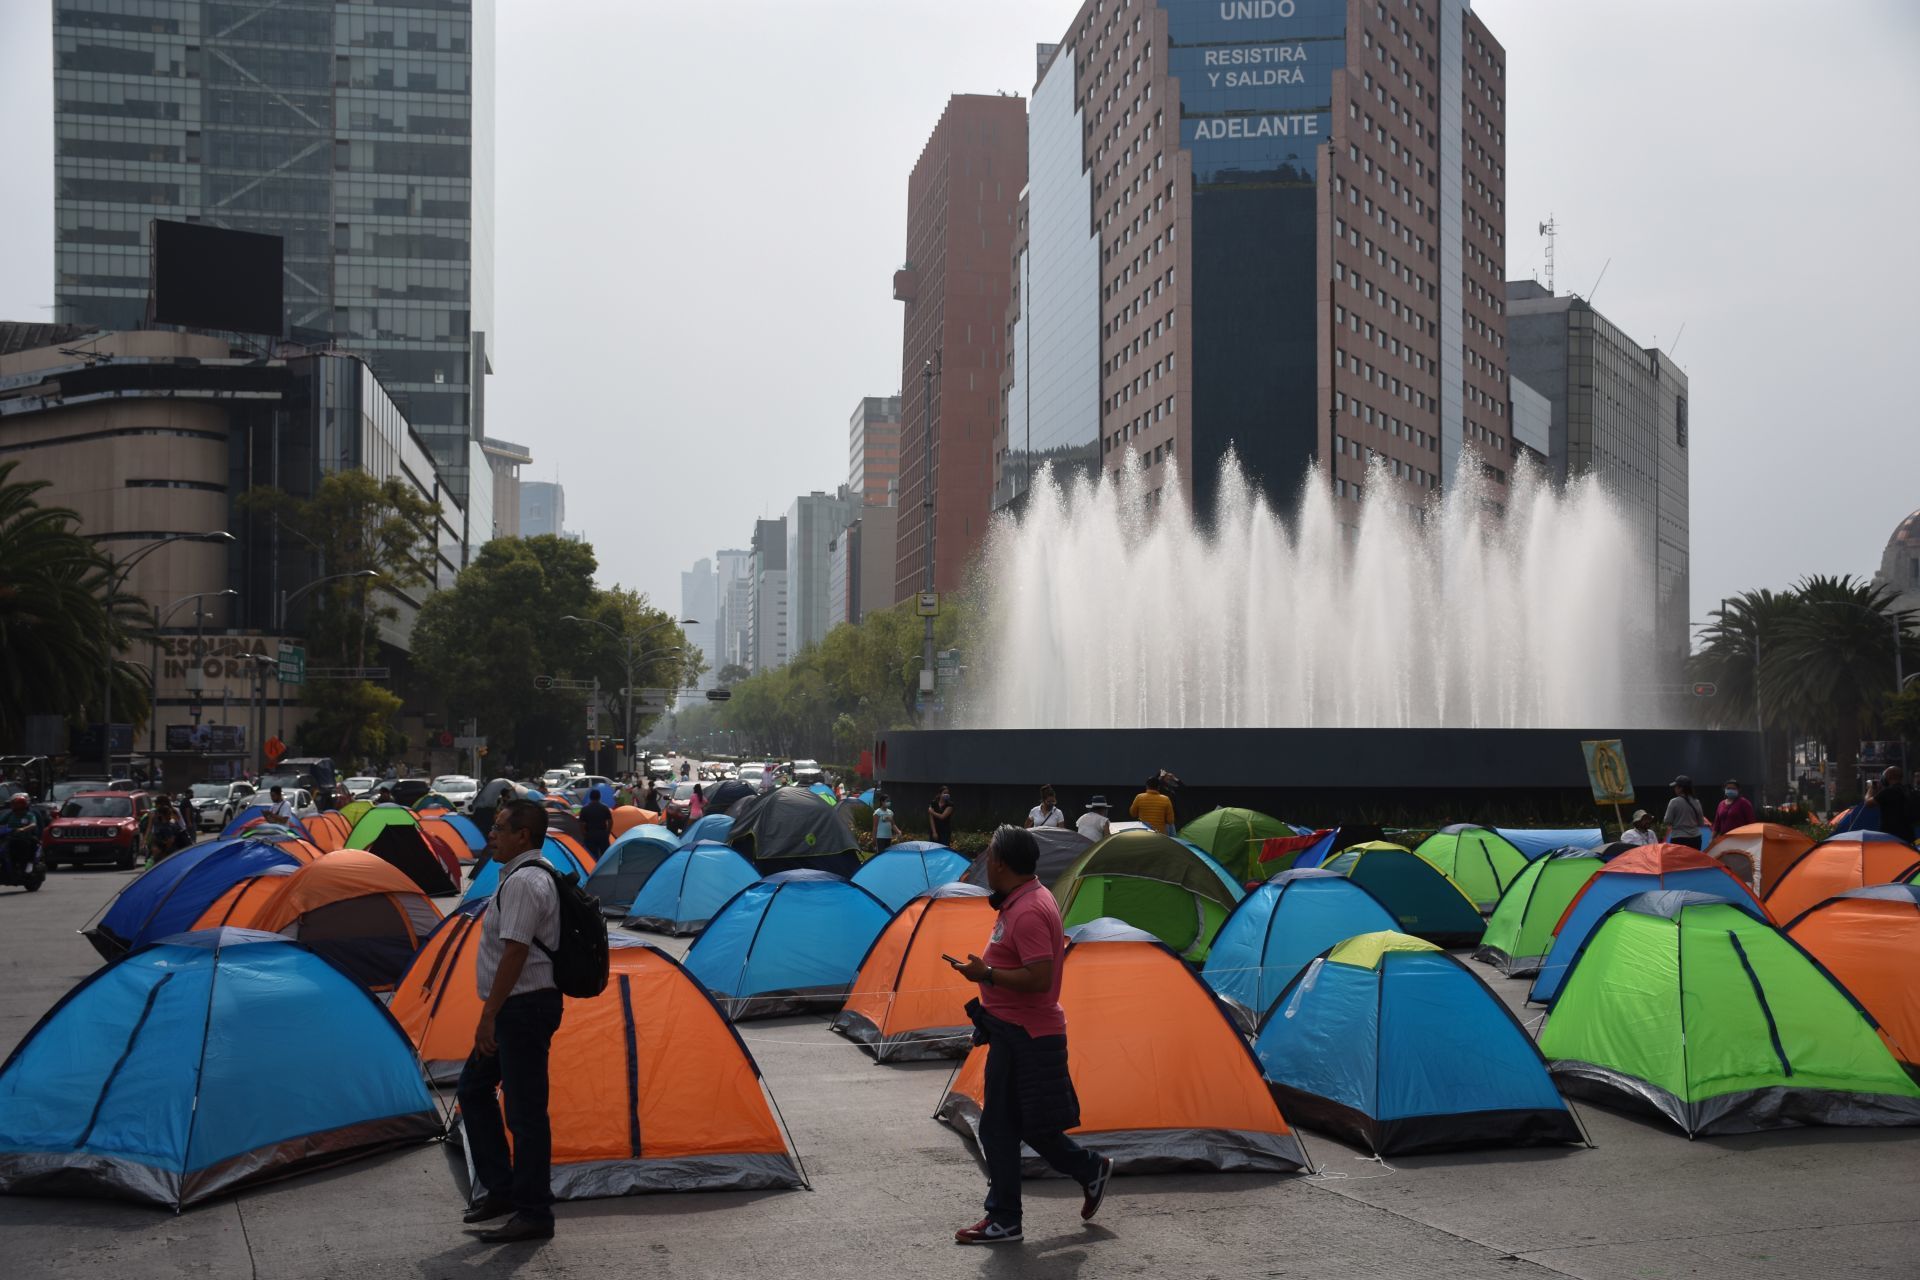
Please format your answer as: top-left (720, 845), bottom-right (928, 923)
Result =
top-left (941, 953), bottom-right (965, 968)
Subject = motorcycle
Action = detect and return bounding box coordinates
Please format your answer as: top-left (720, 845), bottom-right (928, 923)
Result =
top-left (0, 821), bottom-right (48, 893)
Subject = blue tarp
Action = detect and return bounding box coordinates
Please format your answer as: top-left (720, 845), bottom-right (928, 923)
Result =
top-left (87, 838), bottom-right (305, 959)
top-left (851, 845), bottom-right (971, 911)
top-left (1203, 870), bottom-right (1402, 1022)
top-left (0, 929), bottom-right (438, 1208)
top-left (1254, 937), bottom-right (1579, 1155)
top-left (621, 841), bottom-right (760, 935)
top-left (1529, 865), bottom-right (1766, 1004)
top-left (1493, 827), bottom-right (1605, 860)
top-left (682, 870), bottom-right (891, 1019)
top-left (462, 834), bottom-right (592, 902)
top-left (677, 813), bottom-right (735, 849)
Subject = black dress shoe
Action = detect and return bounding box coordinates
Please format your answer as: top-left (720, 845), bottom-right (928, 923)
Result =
top-left (475, 1213), bottom-right (555, 1243)
top-left (461, 1195), bottom-right (513, 1224)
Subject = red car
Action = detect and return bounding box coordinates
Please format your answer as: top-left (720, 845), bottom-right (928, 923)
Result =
top-left (42, 791), bottom-right (151, 870)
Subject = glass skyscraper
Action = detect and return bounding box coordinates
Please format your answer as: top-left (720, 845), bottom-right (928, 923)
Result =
top-left (51, 0), bottom-right (494, 513)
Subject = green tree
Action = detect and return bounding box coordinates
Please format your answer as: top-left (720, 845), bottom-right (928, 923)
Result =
top-left (715, 662), bottom-right (751, 687)
top-left (1767, 575), bottom-right (1916, 800)
top-left (296, 679), bottom-right (407, 763)
top-left (0, 460), bottom-right (147, 743)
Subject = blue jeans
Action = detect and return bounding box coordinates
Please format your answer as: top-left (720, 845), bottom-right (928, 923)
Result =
top-left (979, 1035), bottom-right (1100, 1228)
top-left (456, 988), bottom-right (564, 1221)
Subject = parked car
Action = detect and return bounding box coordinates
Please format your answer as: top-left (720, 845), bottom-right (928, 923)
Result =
top-left (790, 759), bottom-right (825, 787)
top-left (565, 775), bottom-right (616, 805)
top-left (736, 763), bottom-right (766, 789)
top-left (367, 777), bottom-right (431, 807)
top-left (540, 769), bottom-right (571, 792)
top-left (43, 791), bottom-right (152, 870)
top-left (664, 781), bottom-right (699, 833)
top-left (433, 775), bottom-right (480, 810)
top-left (187, 781), bottom-right (256, 832)
top-left (342, 776), bottom-right (378, 799)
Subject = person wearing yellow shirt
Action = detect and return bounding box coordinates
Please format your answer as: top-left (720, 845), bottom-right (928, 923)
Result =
top-left (1129, 776), bottom-right (1175, 834)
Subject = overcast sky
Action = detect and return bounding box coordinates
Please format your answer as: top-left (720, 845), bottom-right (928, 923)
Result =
top-left (3, 1), bottom-right (1916, 635)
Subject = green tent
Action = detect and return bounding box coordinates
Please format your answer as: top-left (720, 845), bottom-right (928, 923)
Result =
top-left (1321, 843), bottom-right (1485, 947)
top-left (1475, 852), bottom-right (1605, 977)
top-left (1412, 825), bottom-right (1531, 910)
top-left (336, 799), bottom-right (375, 828)
top-left (343, 802), bottom-right (421, 850)
top-left (1540, 891), bottom-right (1920, 1136)
top-left (1056, 830), bottom-right (1244, 962)
top-left (1179, 807), bottom-right (1297, 884)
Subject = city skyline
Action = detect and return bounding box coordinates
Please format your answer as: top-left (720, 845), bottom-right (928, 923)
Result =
top-left (1, 2), bottom-right (1916, 634)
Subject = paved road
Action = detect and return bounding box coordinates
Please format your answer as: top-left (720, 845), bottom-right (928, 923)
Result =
top-left (0, 865), bottom-right (1915, 1279)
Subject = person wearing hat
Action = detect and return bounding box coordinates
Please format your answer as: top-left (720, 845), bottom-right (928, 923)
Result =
top-left (1075, 796), bottom-right (1112, 843)
top-left (1661, 775), bottom-right (1707, 849)
top-left (1711, 779), bottom-right (1755, 839)
top-left (1619, 809), bottom-right (1658, 847)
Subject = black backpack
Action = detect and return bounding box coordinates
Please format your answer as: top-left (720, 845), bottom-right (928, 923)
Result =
top-left (505, 861), bottom-right (610, 998)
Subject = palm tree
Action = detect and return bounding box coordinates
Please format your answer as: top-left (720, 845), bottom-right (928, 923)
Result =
top-left (0, 461), bottom-right (141, 745)
top-left (1688, 589), bottom-right (1804, 733)
top-left (1767, 575), bottom-right (1917, 800)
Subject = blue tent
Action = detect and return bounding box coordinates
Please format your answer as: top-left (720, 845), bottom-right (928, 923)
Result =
top-left (1320, 844), bottom-right (1485, 947)
top-left (856, 788), bottom-right (876, 809)
top-left (1254, 932), bottom-right (1582, 1156)
top-left (583, 826), bottom-right (681, 917)
top-left (220, 805), bottom-right (310, 841)
top-left (1529, 852), bottom-right (1768, 1005)
top-left (851, 844), bottom-right (970, 911)
top-left (677, 812), bottom-right (735, 848)
top-left (1202, 870), bottom-right (1402, 1024)
top-left (0, 929), bottom-right (438, 1209)
top-left (808, 783), bottom-right (837, 803)
top-left (621, 841), bottom-right (761, 935)
top-left (462, 834), bottom-right (592, 902)
top-left (436, 812), bottom-right (486, 853)
top-left (1289, 825), bottom-right (1386, 870)
top-left (84, 838), bottom-right (306, 960)
top-left (682, 870), bottom-right (892, 1019)
top-left (1493, 827), bottom-right (1604, 860)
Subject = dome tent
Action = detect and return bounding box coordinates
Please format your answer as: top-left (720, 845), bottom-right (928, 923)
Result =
top-left (1054, 829), bottom-right (1244, 962)
top-left (462, 834), bottom-right (594, 902)
top-left (582, 824), bottom-right (680, 917)
top-left (831, 883), bottom-right (995, 1062)
top-left (453, 940), bottom-right (806, 1199)
top-left (620, 841), bottom-right (761, 936)
top-left (677, 812), bottom-right (735, 848)
top-left (241, 851), bottom-right (443, 992)
top-left (1539, 891), bottom-right (1920, 1136)
top-left (1706, 822), bottom-right (1816, 896)
top-left (1764, 831), bottom-right (1920, 926)
top-left (1785, 884), bottom-right (1920, 1069)
top-left (1320, 843), bottom-right (1485, 947)
top-left (1201, 870), bottom-right (1402, 1025)
top-left (390, 901), bottom-right (493, 1084)
top-left (0, 930), bottom-right (438, 1209)
top-left (937, 922), bottom-right (1311, 1175)
top-left (726, 787), bottom-right (861, 877)
top-left (682, 871), bottom-right (893, 1020)
top-left (1411, 825), bottom-right (1531, 910)
top-left (1529, 844), bottom-right (1768, 1005)
top-left (342, 803), bottom-right (457, 896)
top-left (850, 843), bottom-right (970, 911)
top-left (962, 826), bottom-right (1092, 893)
top-left (84, 837), bottom-right (314, 960)
top-left (1491, 827), bottom-right (1603, 860)
top-left (1474, 851), bottom-right (1607, 977)
top-left (1254, 932), bottom-right (1583, 1155)
top-left (1180, 807), bottom-right (1300, 884)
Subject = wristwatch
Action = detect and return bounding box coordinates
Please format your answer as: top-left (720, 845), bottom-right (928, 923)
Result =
top-left (984, 966), bottom-right (994, 987)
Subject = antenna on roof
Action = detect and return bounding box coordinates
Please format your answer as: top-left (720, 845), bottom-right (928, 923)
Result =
top-left (1668, 321), bottom-right (1687, 358)
top-left (1538, 215), bottom-right (1557, 294)
top-left (1586, 258), bottom-right (1611, 305)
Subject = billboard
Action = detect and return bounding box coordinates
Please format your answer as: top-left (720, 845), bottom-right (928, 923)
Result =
top-left (165, 724), bottom-right (248, 754)
top-left (1168, 0), bottom-right (1347, 184)
top-left (150, 218), bottom-right (284, 336)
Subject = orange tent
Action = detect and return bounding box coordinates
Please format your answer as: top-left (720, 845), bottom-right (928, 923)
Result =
top-left (191, 866), bottom-right (299, 930)
top-left (550, 831), bottom-right (596, 874)
top-left (832, 884), bottom-right (995, 1062)
top-left (390, 902), bottom-right (489, 1083)
top-left (245, 850), bottom-right (443, 991)
top-left (611, 805), bottom-right (650, 837)
top-left (418, 816), bottom-right (474, 865)
top-left (1786, 884), bottom-right (1920, 1066)
top-left (455, 941), bottom-right (807, 1197)
top-left (937, 923), bottom-right (1310, 1174)
top-left (1765, 833), bottom-right (1920, 925)
top-left (1707, 823), bottom-right (1816, 895)
top-left (305, 811), bottom-right (351, 852)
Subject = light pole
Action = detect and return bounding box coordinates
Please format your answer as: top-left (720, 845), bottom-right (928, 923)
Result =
top-left (150, 589), bottom-right (238, 764)
top-left (559, 616), bottom-right (696, 775)
top-left (920, 358), bottom-right (937, 726)
top-left (277, 570), bottom-right (379, 738)
top-left (99, 531), bottom-right (234, 780)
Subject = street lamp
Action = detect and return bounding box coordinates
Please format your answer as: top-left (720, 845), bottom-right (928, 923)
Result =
top-left (277, 570), bottom-right (380, 737)
top-left (559, 615), bottom-right (696, 775)
top-left (99, 531), bottom-right (234, 780)
top-left (150, 589), bottom-right (239, 764)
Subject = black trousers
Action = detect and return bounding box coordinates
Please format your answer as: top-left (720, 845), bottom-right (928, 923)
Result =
top-left (457, 988), bottom-right (564, 1220)
top-left (979, 1034), bottom-right (1100, 1228)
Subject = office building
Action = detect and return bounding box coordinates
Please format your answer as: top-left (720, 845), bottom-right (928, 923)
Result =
top-left (849, 395), bottom-right (902, 506)
top-left (1506, 280), bottom-right (1689, 661)
top-left (996, 1), bottom-right (1512, 526)
top-left (680, 558), bottom-right (720, 690)
top-left (52, 0), bottom-right (496, 526)
top-left (749, 517), bottom-right (789, 673)
top-left (480, 436), bottom-right (531, 541)
top-left (521, 480), bottom-right (564, 538)
top-left (828, 505), bottom-right (900, 629)
top-left (894, 94), bottom-right (1026, 602)
top-left (710, 548), bottom-right (752, 673)
top-left (787, 489), bottom-right (856, 655)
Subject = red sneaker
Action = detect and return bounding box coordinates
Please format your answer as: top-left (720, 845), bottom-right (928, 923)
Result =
top-left (954, 1217), bottom-right (1024, 1245)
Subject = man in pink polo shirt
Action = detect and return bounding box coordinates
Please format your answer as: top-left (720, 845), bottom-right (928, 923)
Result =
top-left (948, 825), bottom-right (1112, 1245)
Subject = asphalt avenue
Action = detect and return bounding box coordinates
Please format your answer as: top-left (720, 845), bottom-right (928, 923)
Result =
top-left (1, 859), bottom-right (1915, 1280)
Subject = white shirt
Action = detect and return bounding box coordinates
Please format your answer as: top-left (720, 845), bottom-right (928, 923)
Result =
top-left (1619, 827), bottom-right (1656, 846)
top-left (1028, 804), bottom-right (1066, 829)
top-left (1076, 812), bottom-right (1111, 841)
top-left (268, 799), bottom-right (294, 821)
top-left (475, 850), bottom-right (560, 999)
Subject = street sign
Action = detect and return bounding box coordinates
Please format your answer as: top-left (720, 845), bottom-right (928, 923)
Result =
top-left (1691, 682), bottom-right (1717, 697)
top-left (1580, 739), bottom-right (1636, 806)
top-left (936, 648), bottom-right (962, 670)
top-left (264, 736), bottom-right (286, 765)
top-left (436, 730), bottom-right (455, 748)
top-left (276, 643), bottom-right (305, 686)
top-left (706, 689), bottom-right (732, 702)
top-left (453, 735), bottom-right (487, 749)
top-left (916, 593), bottom-right (939, 617)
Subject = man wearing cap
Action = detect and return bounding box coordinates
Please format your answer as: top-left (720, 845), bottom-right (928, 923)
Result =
top-left (1619, 809), bottom-right (1658, 847)
top-left (1075, 796), bottom-right (1112, 843)
top-left (1711, 779), bottom-right (1754, 840)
